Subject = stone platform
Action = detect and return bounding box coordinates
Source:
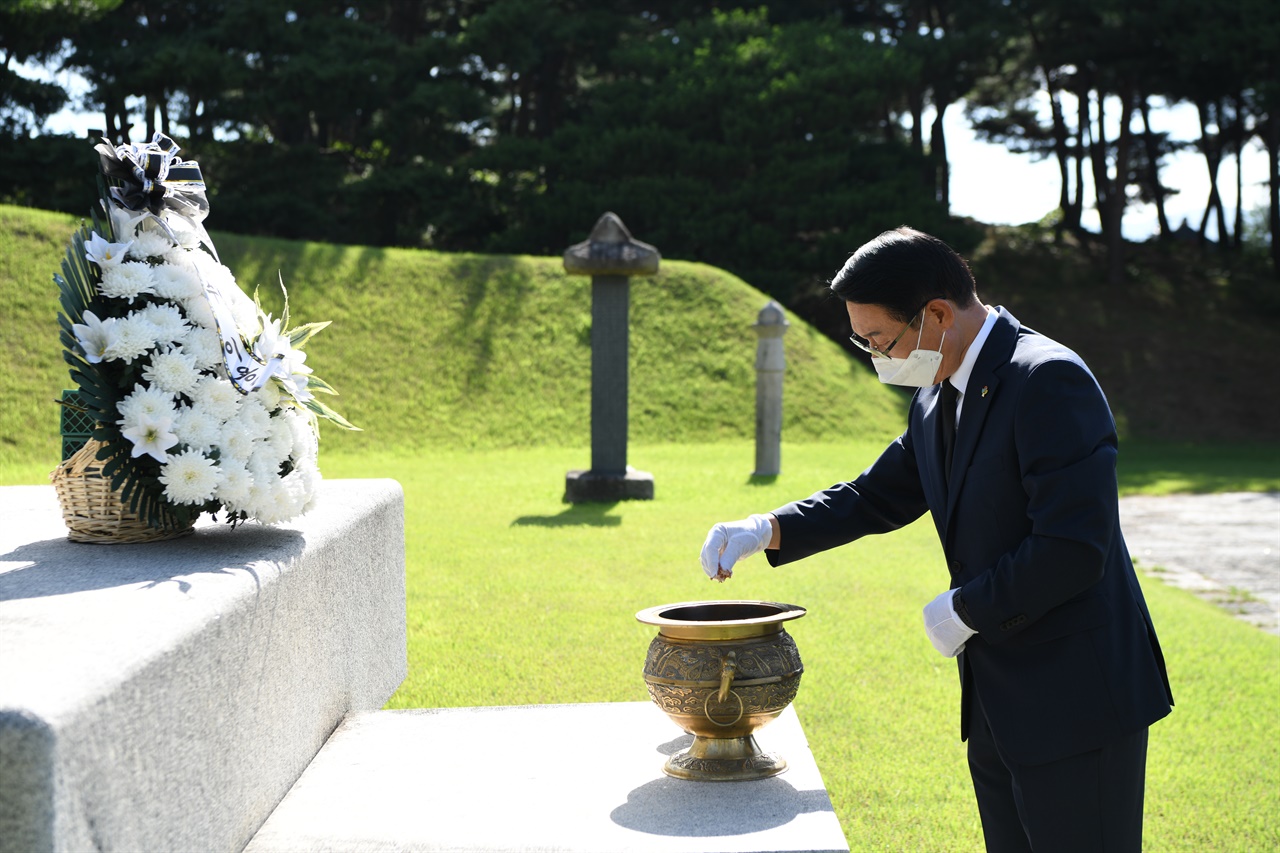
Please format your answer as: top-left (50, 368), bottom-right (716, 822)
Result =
top-left (0, 480), bottom-right (406, 853)
top-left (245, 702), bottom-right (848, 853)
top-left (564, 468), bottom-right (655, 502)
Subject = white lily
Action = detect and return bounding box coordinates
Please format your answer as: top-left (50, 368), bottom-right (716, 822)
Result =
top-left (121, 412), bottom-right (179, 463)
top-left (71, 310), bottom-right (118, 364)
top-left (109, 205), bottom-right (150, 239)
top-left (254, 315), bottom-right (314, 401)
top-left (83, 232), bottom-right (133, 268)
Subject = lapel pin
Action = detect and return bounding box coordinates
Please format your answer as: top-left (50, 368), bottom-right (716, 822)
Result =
top-left (981, 386), bottom-right (989, 398)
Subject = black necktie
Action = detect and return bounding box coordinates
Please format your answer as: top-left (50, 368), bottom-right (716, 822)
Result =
top-left (940, 381), bottom-right (958, 481)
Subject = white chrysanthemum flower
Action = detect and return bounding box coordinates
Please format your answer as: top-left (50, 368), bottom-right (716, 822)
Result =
top-left (84, 232), bottom-right (133, 268)
top-left (286, 409), bottom-right (319, 461)
top-left (248, 451), bottom-right (283, 485)
top-left (242, 475), bottom-right (277, 522)
top-left (250, 475), bottom-right (297, 524)
top-left (218, 417), bottom-right (259, 466)
top-left (179, 293), bottom-right (216, 330)
top-left (142, 347), bottom-right (201, 396)
top-left (189, 251), bottom-right (240, 294)
top-left (158, 449), bottom-right (220, 505)
top-left (127, 228), bottom-right (174, 260)
top-left (172, 404), bottom-right (223, 452)
top-left (181, 327), bottom-right (224, 371)
top-left (249, 442), bottom-right (286, 479)
top-left (263, 417), bottom-right (295, 465)
top-left (192, 375), bottom-right (242, 423)
top-left (280, 475), bottom-right (309, 520)
top-left (138, 303), bottom-right (190, 345)
top-left (98, 261), bottom-right (157, 303)
top-left (121, 412), bottom-right (178, 463)
top-left (72, 310), bottom-right (118, 364)
top-left (152, 262), bottom-right (203, 301)
top-left (104, 313), bottom-right (159, 362)
top-left (161, 245), bottom-right (197, 270)
top-left (215, 462), bottom-right (254, 507)
top-left (254, 378), bottom-right (283, 411)
top-left (188, 254), bottom-right (257, 332)
top-left (238, 396), bottom-right (272, 438)
top-left (159, 210), bottom-right (203, 249)
top-left (117, 385), bottom-right (177, 426)
top-left (295, 463), bottom-right (320, 514)
top-left (230, 292), bottom-right (259, 336)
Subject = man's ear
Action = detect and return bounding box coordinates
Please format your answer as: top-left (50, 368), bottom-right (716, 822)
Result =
top-left (924, 298), bottom-right (955, 331)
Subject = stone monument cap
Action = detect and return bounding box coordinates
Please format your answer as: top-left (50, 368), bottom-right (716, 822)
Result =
top-left (563, 212), bottom-right (660, 277)
top-left (754, 300), bottom-right (790, 335)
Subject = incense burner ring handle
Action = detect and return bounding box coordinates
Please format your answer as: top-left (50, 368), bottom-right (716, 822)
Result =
top-left (705, 651), bottom-right (743, 727)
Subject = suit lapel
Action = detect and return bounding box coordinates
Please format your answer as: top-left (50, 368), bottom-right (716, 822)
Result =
top-left (944, 309), bottom-right (1020, 534)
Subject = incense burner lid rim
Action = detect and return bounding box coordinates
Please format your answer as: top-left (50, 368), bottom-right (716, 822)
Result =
top-left (635, 600), bottom-right (806, 633)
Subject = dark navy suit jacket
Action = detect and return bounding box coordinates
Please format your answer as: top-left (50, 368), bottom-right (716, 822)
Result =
top-left (767, 307), bottom-right (1173, 765)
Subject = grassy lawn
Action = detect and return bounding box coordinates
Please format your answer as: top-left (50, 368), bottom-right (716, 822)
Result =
top-left (4, 436), bottom-right (1275, 849)
top-left (312, 440), bottom-right (1275, 852)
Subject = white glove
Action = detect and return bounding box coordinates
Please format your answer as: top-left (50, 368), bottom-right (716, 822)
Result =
top-left (923, 589), bottom-right (976, 657)
top-left (700, 514), bottom-right (774, 581)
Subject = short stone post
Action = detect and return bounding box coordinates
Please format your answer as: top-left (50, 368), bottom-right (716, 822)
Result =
top-left (562, 212), bottom-right (660, 502)
top-left (753, 300), bottom-right (789, 476)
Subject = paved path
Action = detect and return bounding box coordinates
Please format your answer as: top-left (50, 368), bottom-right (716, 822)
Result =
top-left (1119, 492), bottom-right (1280, 635)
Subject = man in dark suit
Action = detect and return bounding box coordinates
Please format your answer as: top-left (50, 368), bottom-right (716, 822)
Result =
top-left (700, 227), bottom-right (1173, 852)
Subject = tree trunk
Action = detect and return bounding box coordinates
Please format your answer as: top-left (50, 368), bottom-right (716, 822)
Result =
top-left (909, 88), bottom-right (932, 193)
top-left (1045, 79), bottom-right (1071, 223)
top-left (907, 89), bottom-right (924, 157)
top-left (1025, 21), bottom-right (1075, 231)
top-left (1069, 90), bottom-right (1087, 232)
top-left (1139, 97), bottom-right (1170, 239)
top-left (1104, 88), bottom-right (1137, 286)
top-left (930, 98), bottom-right (950, 209)
top-left (1197, 99), bottom-right (1229, 247)
top-left (1268, 111), bottom-right (1279, 278)
top-left (1088, 90), bottom-right (1112, 236)
top-left (1232, 93), bottom-right (1245, 251)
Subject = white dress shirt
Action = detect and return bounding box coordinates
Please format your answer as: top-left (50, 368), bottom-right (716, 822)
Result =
top-left (945, 305), bottom-right (998, 424)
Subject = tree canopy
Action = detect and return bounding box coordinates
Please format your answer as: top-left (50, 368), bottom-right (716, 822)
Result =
top-left (3, 0), bottom-right (1276, 292)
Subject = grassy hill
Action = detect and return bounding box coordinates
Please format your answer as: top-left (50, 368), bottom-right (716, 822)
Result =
top-left (0, 203), bottom-right (907, 470)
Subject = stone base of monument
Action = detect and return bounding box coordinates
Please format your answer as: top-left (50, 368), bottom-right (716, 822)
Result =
top-left (0, 480), bottom-right (406, 853)
top-left (564, 467), bottom-right (655, 502)
top-left (245, 702), bottom-right (848, 853)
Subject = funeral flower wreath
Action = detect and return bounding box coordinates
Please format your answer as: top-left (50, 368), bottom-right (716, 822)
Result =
top-left (56, 133), bottom-right (357, 532)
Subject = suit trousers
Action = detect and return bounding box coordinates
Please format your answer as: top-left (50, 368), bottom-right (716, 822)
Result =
top-left (966, 689), bottom-right (1149, 853)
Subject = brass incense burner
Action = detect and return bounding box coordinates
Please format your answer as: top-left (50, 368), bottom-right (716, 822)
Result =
top-left (636, 600), bottom-right (806, 781)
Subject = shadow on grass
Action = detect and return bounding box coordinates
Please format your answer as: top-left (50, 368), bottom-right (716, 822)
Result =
top-left (746, 473), bottom-right (778, 486)
top-left (511, 501), bottom-right (621, 527)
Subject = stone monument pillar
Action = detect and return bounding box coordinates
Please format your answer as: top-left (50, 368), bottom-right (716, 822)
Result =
top-left (753, 300), bottom-right (789, 477)
top-left (563, 212), bottom-right (660, 502)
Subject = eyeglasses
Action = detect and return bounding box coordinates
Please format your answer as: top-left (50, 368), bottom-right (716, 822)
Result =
top-left (849, 307), bottom-right (924, 359)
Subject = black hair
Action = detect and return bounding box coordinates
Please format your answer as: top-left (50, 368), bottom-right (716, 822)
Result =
top-left (830, 226), bottom-right (979, 324)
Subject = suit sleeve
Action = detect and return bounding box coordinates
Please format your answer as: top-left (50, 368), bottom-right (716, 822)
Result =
top-left (766, 423), bottom-right (930, 566)
top-left (959, 357), bottom-right (1121, 641)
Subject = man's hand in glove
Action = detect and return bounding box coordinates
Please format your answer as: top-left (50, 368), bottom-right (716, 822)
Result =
top-left (699, 514), bottom-right (775, 582)
top-left (923, 589), bottom-right (977, 657)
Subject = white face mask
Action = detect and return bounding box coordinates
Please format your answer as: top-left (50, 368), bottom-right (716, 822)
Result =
top-left (872, 320), bottom-right (945, 387)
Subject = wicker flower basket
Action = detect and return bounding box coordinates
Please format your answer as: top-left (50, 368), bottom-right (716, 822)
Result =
top-left (50, 438), bottom-right (195, 544)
